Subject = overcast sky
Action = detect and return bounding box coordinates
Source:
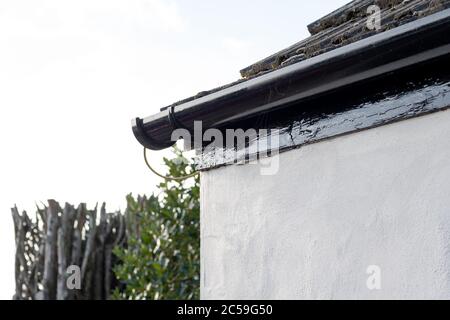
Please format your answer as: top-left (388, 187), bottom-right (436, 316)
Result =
top-left (0, 0), bottom-right (348, 299)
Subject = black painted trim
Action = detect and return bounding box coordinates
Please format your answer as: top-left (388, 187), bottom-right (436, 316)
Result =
top-left (132, 9), bottom-right (450, 150)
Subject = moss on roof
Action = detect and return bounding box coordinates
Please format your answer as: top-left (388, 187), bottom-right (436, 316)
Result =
top-left (240, 0), bottom-right (450, 78)
top-left (161, 0), bottom-right (450, 112)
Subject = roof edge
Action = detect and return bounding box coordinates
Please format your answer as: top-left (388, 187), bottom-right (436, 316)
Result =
top-left (132, 9), bottom-right (450, 150)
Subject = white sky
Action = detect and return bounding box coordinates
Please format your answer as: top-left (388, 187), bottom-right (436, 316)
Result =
top-left (0, 0), bottom-right (348, 299)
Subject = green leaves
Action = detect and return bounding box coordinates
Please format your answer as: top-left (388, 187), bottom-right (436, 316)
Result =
top-left (112, 147), bottom-right (200, 300)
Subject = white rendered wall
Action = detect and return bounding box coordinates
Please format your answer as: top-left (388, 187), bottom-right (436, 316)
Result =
top-left (200, 110), bottom-right (450, 300)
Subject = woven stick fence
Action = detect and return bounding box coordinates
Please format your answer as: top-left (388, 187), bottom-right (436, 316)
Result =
top-left (11, 200), bottom-right (126, 300)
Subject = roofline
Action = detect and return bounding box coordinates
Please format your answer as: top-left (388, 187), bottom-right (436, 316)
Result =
top-left (132, 9), bottom-right (450, 150)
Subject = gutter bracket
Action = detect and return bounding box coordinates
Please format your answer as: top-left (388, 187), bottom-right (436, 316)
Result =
top-left (168, 105), bottom-right (190, 132)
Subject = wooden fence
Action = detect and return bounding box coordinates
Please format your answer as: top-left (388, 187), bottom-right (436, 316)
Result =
top-left (12, 200), bottom-right (126, 300)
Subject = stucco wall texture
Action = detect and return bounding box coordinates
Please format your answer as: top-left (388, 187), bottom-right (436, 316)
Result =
top-left (200, 109), bottom-right (450, 300)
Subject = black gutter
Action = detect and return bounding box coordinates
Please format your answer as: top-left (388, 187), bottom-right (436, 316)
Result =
top-left (132, 9), bottom-right (450, 150)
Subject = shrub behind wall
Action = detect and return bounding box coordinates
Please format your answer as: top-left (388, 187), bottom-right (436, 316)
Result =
top-left (11, 148), bottom-right (200, 300)
top-left (113, 149), bottom-right (200, 300)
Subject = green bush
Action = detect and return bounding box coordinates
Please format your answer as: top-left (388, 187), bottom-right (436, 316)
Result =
top-left (113, 148), bottom-right (200, 300)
